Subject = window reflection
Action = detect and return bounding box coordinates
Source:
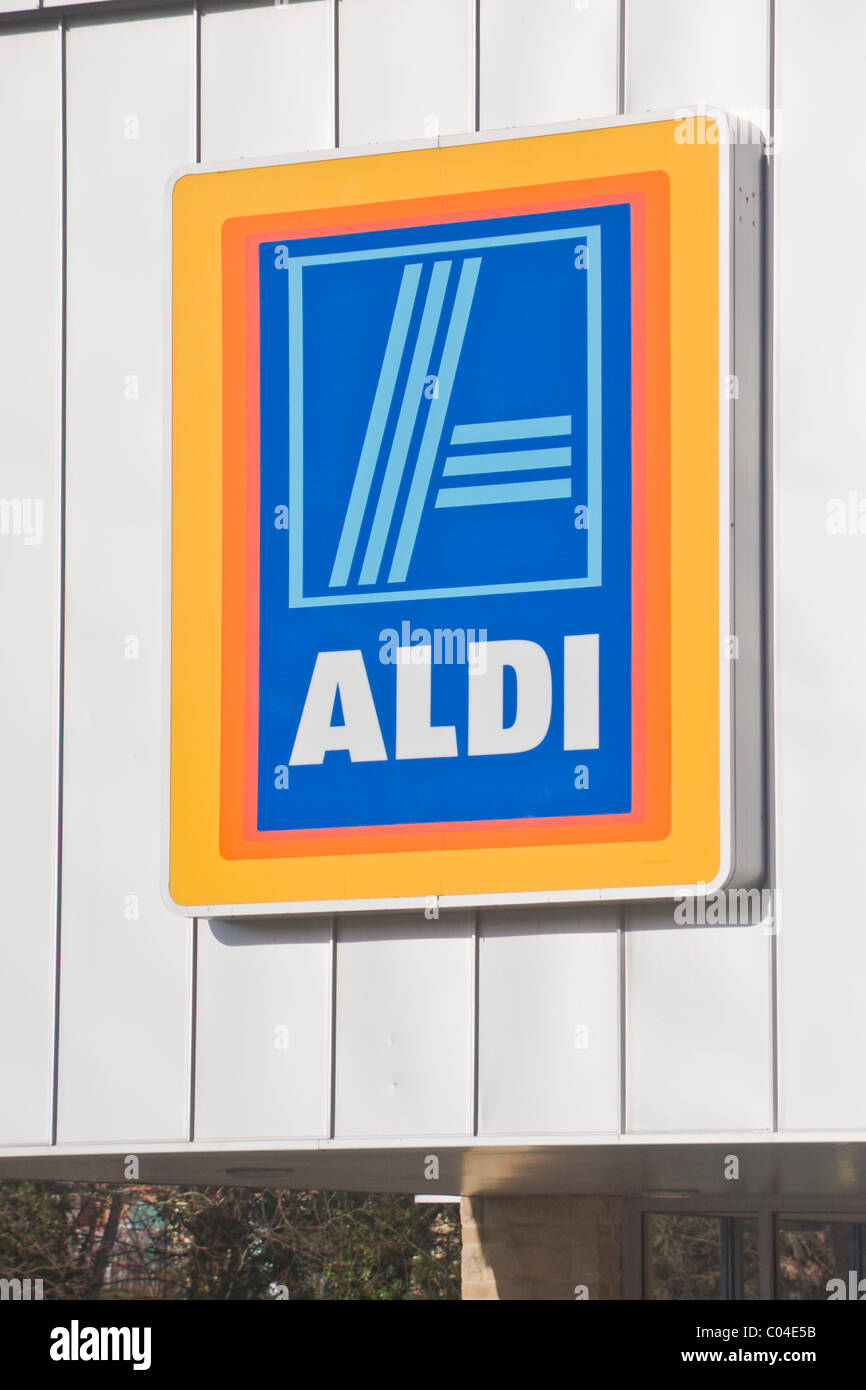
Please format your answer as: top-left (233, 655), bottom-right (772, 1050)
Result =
top-left (644, 1213), bottom-right (760, 1300)
top-left (776, 1219), bottom-right (866, 1300)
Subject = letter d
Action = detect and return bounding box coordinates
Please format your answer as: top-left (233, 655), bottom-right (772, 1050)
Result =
top-left (467, 640), bottom-right (551, 755)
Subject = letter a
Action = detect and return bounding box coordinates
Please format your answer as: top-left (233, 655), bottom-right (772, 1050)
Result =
top-left (50, 1329), bottom-right (70, 1362)
top-left (290, 651), bottom-right (386, 765)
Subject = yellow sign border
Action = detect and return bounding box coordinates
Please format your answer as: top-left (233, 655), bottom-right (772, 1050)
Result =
top-left (168, 118), bottom-right (725, 912)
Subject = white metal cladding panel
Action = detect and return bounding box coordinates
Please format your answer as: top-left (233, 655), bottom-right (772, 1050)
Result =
top-left (193, 1), bottom-right (337, 1145)
top-left (479, 0), bottom-right (618, 130)
top-left (477, 909), bottom-right (619, 1135)
top-left (58, 13), bottom-right (194, 1144)
top-left (468, 0), bottom-right (619, 1145)
top-left (621, 0), bottom-right (774, 1136)
top-left (0, 28), bottom-right (61, 1146)
top-left (338, 0), bottom-right (474, 147)
top-left (335, 915), bottom-right (474, 1137)
top-left (200, 0), bottom-right (334, 163)
top-left (625, 920), bottom-right (773, 1133)
top-left (194, 919), bottom-right (331, 1141)
top-left (627, 0), bottom-right (770, 126)
top-left (774, 0), bottom-right (866, 1132)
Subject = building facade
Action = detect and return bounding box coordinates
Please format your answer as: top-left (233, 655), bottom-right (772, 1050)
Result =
top-left (1, 0), bottom-right (864, 1299)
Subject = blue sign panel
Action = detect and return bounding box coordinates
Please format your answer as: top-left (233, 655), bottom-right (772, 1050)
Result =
top-left (256, 204), bottom-right (632, 832)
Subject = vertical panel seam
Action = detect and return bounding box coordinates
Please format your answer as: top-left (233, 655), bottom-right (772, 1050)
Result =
top-left (194, 0), bottom-right (201, 163)
top-left (328, 914), bottom-right (337, 1138)
top-left (188, 922), bottom-right (198, 1140)
top-left (187, 0), bottom-right (202, 1144)
top-left (766, 0), bottom-right (779, 1137)
top-left (50, 15), bottom-right (67, 1149)
top-left (618, 907), bottom-right (626, 1135)
top-left (473, 0), bottom-right (480, 132)
top-left (471, 910), bottom-right (480, 1136)
top-left (617, 0), bottom-right (626, 116)
top-left (333, 0), bottom-right (339, 148)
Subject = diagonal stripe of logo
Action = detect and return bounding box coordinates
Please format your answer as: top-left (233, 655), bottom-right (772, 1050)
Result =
top-left (328, 261), bottom-right (422, 588)
top-left (328, 255), bottom-right (483, 591)
top-left (359, 260), bottom-right (452, 585)
top-left (388, 256), bottom-right (482, 583)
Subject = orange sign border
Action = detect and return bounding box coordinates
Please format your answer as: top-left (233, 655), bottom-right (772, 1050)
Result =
top-left (218, 173), bottom-right (671, 860)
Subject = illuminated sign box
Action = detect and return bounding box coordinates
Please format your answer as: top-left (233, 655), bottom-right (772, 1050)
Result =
top-left (166, 114), bottom-right (764, 915)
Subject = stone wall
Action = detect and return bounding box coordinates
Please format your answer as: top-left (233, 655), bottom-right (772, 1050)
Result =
top-left (461, 1195), bottom-right (623, 1300)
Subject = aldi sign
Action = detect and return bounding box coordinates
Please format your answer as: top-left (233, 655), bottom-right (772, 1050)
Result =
top-left (259, 206), bottom-right (629, 831)
top-left (167, 116), bottom-right (764, 914)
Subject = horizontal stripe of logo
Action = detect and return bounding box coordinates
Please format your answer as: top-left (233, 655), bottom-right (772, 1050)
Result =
top-left (435, 478), bottom-right (572, 509)
top-left (449, 415), bottom-right (572, 445)
top-left (442, 446), bottom-right (571, 477)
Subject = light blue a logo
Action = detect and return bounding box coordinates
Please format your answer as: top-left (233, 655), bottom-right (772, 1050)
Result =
top-left (285, 225), bottom-right (601, 608)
